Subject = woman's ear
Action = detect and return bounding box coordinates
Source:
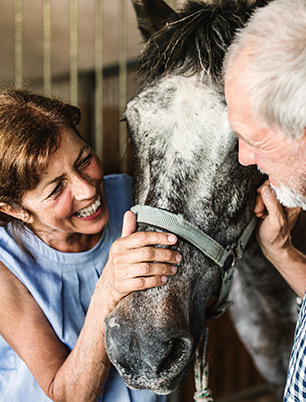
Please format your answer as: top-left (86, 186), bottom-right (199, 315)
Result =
top-left (0, 203), bottom-right (34, 223)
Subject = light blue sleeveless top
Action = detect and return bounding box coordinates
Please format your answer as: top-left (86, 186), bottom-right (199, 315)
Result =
top-left (0, 174), bottom-right (166, 402)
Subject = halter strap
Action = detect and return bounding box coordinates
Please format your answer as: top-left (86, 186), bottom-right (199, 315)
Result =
top-left (130, 205), bottom-right (257, 268)
top-left (130, 204), bottom-right (258, 319)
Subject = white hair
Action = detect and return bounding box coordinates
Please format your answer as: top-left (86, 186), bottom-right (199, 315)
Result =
top-left (223, 0), bottom-right (306, 139)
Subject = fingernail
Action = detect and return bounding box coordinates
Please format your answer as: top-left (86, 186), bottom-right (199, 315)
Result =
top-left (161, 276), bottom-right (168, 283)
top-left (175, 253), bottom-right (182, 262)
top-left (168, 234), bottom-right (177, 243)
top-left (262, 186), bottom-right (273, 197)
top-left (171, 265), bottom-right (178, 273)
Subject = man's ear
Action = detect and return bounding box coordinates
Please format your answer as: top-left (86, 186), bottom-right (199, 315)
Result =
top-left (0, 203), bottom-right (34, 223)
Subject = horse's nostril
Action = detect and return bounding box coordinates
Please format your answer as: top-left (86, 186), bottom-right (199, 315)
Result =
top-left (154, 335), bottom-right (193, 375)
top-left (139, 336), bottom-right (190, 381)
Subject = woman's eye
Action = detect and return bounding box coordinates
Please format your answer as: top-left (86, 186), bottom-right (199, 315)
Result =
top-left (79, 153), bottom-right (93, 168)
top-left (49, 182), bottom-right (64, 198)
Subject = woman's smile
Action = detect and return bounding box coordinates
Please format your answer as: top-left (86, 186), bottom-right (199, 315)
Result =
top-left (74, 196), bottom-right (102, 218)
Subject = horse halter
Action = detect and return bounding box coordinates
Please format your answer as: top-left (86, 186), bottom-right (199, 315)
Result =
top-left (130, 204), bottom-right (258, 320)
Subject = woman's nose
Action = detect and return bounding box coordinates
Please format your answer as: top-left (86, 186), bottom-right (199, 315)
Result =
top-left (71, 174), bottom-right (96, 200)
top-left (238, 139), bottom-right (256, 166)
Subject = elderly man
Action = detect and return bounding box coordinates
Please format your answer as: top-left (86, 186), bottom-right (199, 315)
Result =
top-left (223, 0), bottom-right (306, 400)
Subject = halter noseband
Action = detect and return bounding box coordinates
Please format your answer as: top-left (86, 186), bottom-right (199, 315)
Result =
top-left (130, 204), bottom-right (258, 319)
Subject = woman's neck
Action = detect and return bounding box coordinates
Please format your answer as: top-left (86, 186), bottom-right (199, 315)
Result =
top-left (31, 228), bottom-right (103, 253)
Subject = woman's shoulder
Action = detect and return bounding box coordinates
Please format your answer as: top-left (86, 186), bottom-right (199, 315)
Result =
top-left (0, 260), bottom-right (31, 304)
top-left (0, 225), bottom-right (27, 266)
top-left (0, 261), bottom-right (33, 344)
top-left (0, 224), bottom-right (11, 246)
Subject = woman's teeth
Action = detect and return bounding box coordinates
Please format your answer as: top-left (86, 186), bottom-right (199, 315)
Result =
top-left (75, 196), bottom-right (101, 218)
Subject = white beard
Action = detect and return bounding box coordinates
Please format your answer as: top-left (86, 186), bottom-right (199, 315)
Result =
top-left (257, 166), bottom-right (306, 210)
top-left (270, 181), bottom-right (306, 211)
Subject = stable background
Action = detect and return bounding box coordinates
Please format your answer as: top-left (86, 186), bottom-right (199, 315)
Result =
top-left (0, 1), bottom-right (273, 400)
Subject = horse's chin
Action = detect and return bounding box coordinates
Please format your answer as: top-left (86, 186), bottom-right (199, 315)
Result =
top-left (114, 357), bottom-right (194, 395)
top-left (120, 374), bottom-right (179, 395)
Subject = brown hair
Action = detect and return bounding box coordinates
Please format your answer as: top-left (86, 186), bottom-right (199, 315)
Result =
top-left (0, 89), bottom-right (81, 232)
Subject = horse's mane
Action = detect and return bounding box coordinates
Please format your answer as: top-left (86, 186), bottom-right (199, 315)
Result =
top-left (137, 0), bottom-right (269, 85)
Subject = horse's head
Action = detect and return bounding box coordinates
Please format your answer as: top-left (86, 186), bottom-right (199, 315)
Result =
top-left (105, 0), bottom-right (267, 394)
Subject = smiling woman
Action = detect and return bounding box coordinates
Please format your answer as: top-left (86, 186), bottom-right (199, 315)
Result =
top-left (0, 91), bottom-right (107, 252)
top-left (19, 129), bottom-right (109, 252)
top-left (0, 88), bottom-right (180, 402)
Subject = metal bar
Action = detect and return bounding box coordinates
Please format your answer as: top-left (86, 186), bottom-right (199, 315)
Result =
top-left (70, 0), bottom-right (78, 105)
top-left (94, 0), bottom-right (103, 160)
top-left (43, 0), bottom-right (52, 96)
top-left (119, 0), bottom-right (128, 172)
top-left (14, 0), bottom-right (23, 88)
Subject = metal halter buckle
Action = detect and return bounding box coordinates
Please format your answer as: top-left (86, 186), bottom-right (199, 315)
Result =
top-left (223, 243), bottom-right (237, 271)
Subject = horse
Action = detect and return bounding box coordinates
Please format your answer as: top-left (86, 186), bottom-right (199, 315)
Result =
top-left (104, 1), bottom-right (306, 399)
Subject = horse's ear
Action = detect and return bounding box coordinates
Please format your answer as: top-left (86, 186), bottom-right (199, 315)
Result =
top-left (131, 0), bottom-right (176, 41)
top-left (247, 0), bottom-right (271, 8)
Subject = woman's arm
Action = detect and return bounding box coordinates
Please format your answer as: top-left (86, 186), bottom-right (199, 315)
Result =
top-left (255, 181), bottom-right (306, 298)
top-left (0, 212), bottom-right (180, 401)
top-left (0, 260), bottom-right (111, 401)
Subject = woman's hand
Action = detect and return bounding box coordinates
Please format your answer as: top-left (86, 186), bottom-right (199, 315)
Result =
top-left (254, 180), bottom-right (301, 261)
top-left (96, 211), bottom-right (181, 312)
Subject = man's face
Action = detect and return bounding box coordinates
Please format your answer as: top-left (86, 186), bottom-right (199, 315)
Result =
top-left (225, 68), bottom-right (306, 210)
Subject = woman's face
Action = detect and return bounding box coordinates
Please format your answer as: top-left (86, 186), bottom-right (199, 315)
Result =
top-left (21, 128), bottom-right (109, 239)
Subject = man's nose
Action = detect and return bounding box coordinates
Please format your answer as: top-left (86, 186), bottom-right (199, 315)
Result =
top-left (238, 139), bottom-right (256, 166)
top-left (71, 174), bottom-right (96, 200)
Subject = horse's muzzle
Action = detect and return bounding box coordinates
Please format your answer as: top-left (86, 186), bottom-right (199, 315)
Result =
top-left (104, 311), bottom-right (194, 394)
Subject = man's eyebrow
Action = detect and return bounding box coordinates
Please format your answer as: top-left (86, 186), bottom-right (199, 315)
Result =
top-left (233, 130), bottom-right (257, 148)
top-left (43, 145), bottom-right (89, 189)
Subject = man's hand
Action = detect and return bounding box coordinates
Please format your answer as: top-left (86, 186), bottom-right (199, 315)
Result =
top-left (253, 180), bottom-right (306, 297)
top-left (255, 180), bottom-right (301, 259)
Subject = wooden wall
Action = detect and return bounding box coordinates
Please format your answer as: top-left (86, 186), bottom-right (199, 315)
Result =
top-left (77, 66), bottom-right (136, 176)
